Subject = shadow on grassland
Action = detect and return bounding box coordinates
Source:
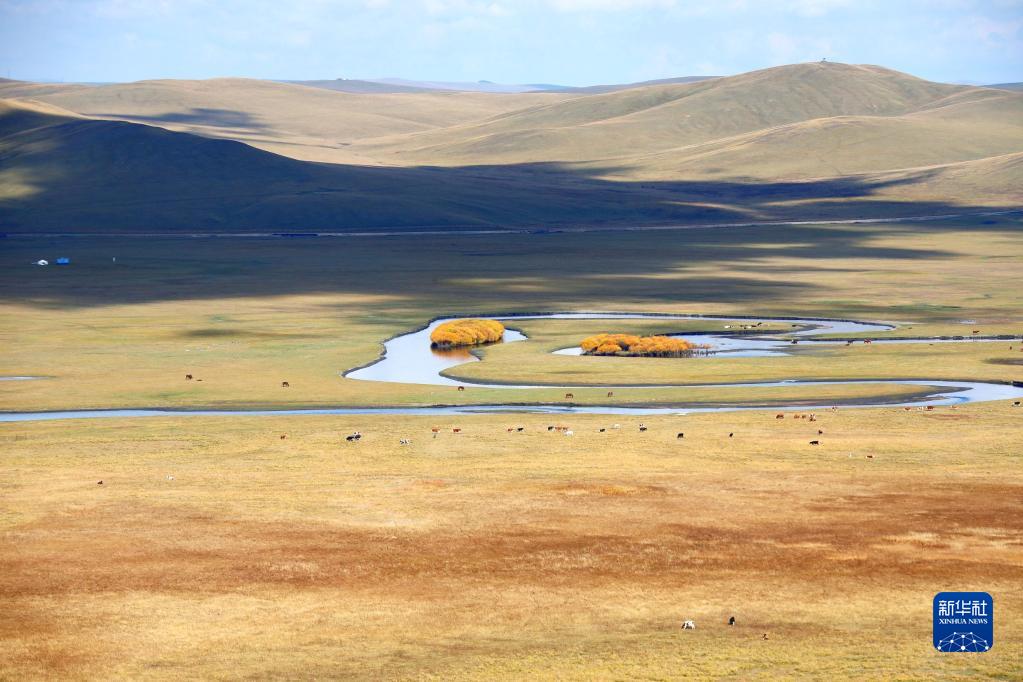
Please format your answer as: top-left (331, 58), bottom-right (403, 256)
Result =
top-left (0, 107), bottom-right (1020, 307)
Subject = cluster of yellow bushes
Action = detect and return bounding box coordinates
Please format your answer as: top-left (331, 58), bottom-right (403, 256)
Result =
top-left (430, 319), bottom-right (505, 348)
top-left (580, 333), bottom-right (708, 357)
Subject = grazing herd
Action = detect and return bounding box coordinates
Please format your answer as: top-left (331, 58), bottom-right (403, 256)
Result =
top-left (326, 406), bottom-right (962, 459)
top-left (332, 414), bottom-right (850, 448)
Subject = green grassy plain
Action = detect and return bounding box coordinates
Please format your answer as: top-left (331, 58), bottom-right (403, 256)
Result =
top-left (1, 218), bottom-right (1022, 679)
top-left (2, 219), bottom-right (1020, 412)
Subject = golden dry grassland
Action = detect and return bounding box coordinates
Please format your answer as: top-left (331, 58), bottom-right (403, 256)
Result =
top-left (1, 403), bottom-right (1021, 679)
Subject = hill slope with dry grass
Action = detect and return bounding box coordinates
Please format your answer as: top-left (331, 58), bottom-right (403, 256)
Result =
top-left (1, 62), bottom-right (1020, 232)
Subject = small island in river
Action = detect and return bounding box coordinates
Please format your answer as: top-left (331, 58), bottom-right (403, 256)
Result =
top-left (430, 319), bottom-right (506, 348)
top-left (580, 333), bottom-right (710, 357)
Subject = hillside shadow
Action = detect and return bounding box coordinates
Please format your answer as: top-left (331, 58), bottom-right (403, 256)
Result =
top-left (0, 114), bottom-right (1020, 308)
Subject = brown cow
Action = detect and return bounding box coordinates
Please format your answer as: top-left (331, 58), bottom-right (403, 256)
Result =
top-left (565, 393), bottom-right (575, 399)
top-left (607, 391), bottom-right (614, 398)
top-left (776, 414), bottom-right (784, 419)
top-left (185, 374), bottom-right (193, 380)
top-left (809, 440), bottom-right (820, 446)
top-left (452, 428), bottom-right (462, 433)
top-left (457, 386), bottom-right (465, 391)
top-left (281, 381), bottom-right (290, 388)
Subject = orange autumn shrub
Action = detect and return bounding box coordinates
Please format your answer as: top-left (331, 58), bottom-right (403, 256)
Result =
top-left (580, 333), bottom-right (708, 357)
top-left (430, 319), bottom-right (505, 348)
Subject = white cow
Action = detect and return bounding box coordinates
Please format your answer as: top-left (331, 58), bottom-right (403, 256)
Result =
top-left (681, 620), bottom-right (696, 630)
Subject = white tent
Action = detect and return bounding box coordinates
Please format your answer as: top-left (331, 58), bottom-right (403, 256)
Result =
top-left (34, 260), bottom-right (49, 266)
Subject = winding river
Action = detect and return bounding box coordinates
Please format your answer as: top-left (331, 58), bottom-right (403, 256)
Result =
top-left (4, 312), bottom-right (1021, 422)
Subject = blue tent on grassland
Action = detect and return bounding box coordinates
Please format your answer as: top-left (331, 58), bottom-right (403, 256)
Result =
top-left (55, 257), bottom-right (70, 265)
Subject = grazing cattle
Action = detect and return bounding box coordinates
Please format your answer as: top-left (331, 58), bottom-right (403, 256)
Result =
top-left (817, 429), bottom-right (824, 435)
top-left (809, 440), bottom-right (820, 445)
top-left (639, 424), bottom-right (648, 432)
top-left (280, 434), bottom-right (287, 440)
top-left (607, 391), bottom-right (614, 398)
top-left (281, 381), bottom-right (290, 388)
top-left (599, 428), bottom-right (606, 432)
top-left (790, 339), bottom-right (798, 344)
top-left (345, 432), bottom-right (362, 442)
top-left (972, 330), bottom-right (980, 334)
top-left (452, 428), bottom-right (462, 433)
top-left (97, 480), bottom-right (104, 485)
top-left (729, 432), bottom-right (734, 438)
top-left (776, 414), bottom-right (784, 419)
top-left (185, 374), bottom-right (193, 380)
top-left (548, 425), bottom-right (556, 431)
top-left (676, 432), bottom-right (684, 439)
top-left (728, 616), bottom-right (736, 626)
top-left (681, 620), bottom-right (696, 630)
top-left (926, 406), bottom-right (934, 411)
top-left (866, 454), bottom-right (874, 459)
top-left (904, 407), bottom-right (912, 411)
top-left (457, 386), bottom-right (465, 391)
top-left (864, 339), bottom-right (872, 344)
top-left (808, 414), bottom-right (816, 422)
top-left (399, 439), bottom-right (411, 446)
top-left (1013, 401), bottom-right (1020, 406)
top-left (516, 427), bottom-right (524, 432)
top-left (763, 633), bottom-right (770, 640)
top-left (564, 430), bottom-right (574, 436)
top-left (565, 393), bottom-right (574, 399)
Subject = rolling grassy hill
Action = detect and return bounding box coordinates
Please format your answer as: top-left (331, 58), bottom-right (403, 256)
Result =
top-left (1, 62), bottom-right (1020, 232)
top-left (0, 77), bottom-right (571, 163)
top-left (355, 62), bottom-right (1014, 168)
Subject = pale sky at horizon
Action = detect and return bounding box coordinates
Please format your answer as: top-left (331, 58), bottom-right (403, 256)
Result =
top-left (1, 0), bottom-right (1021, 85)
